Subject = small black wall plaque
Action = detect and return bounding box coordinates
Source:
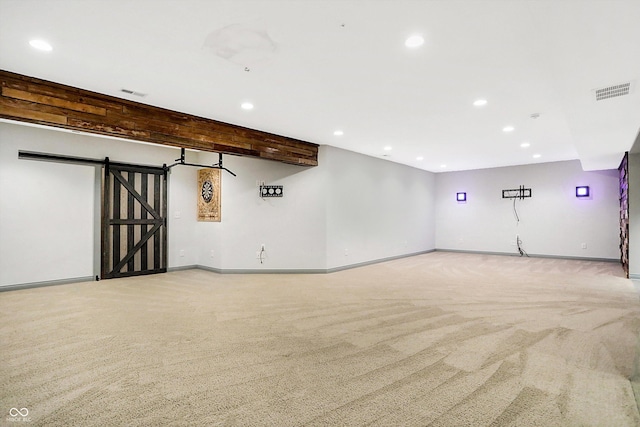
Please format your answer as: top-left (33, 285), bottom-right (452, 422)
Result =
top-left (260, 185), bottom-right (284, 197)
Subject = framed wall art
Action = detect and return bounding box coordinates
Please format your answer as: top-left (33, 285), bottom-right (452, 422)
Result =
top-left (197, 168), bottom-right (221, 222)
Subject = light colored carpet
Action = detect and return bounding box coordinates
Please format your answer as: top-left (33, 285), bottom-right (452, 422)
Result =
top-left (1, 252), bottom-right (639, 426)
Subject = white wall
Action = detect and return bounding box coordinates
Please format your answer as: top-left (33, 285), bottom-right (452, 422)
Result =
top-left (0, 123), bottom-right (438, 285)
top-left (629, 153), bottom-right (640, 278)
top-left (166, 163), bottom-right (199, 270)
top-left (2, 121), bottom-right (623, 287)
top-left (194, 145), bottom-right (436, 272)
top-left (0, 126), bottom-right (95, 285)
top-left (435, 160), bottom-right (620, 260)
top-left (0, 122), bottom-right (198, 286)
top-left (324, 146), bottom-right (436, 269)
top-left (195, 150), bottom-right (328, 271)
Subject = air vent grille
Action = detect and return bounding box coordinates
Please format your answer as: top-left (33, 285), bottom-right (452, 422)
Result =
top-left (595, 82), bottom-right (631, 101)
top-left (120, 88), bottom-right (147, 97)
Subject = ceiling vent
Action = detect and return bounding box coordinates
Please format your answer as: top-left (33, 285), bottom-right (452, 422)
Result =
top-left (593, 82), bottom-right (632, 101)
top-left (120, 88), bottom-right (147, 97)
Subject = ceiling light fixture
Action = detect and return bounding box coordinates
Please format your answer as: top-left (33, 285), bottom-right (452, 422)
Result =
top-left (533, 154), bottom-right (541, 159)
top-left (503, 126), bottom-right (515, 132)
top-left (416, 156), bottom-right (424, 161)
top-left (241, 102), bottom-right (254, 110)
top-left (520, 142), bottom-right (530, 148)
top-left (405, 34), bottom-right (424, 48)
top-left (29, 39), bottom-right (52, 52)
top-left (473, 99), bottom-right (487, 107)
top-left (440, 164), bottom-right (447, 168)
top-left (384, 146), bottom-right (392, 151)
top-left (333, 130), bottom-right (344, 136)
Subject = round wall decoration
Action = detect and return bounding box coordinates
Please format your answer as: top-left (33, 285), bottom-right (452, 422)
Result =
top-left (201, 180), bottom-right (214, 203)
top-left (198, 169), bottom-right (221, 222)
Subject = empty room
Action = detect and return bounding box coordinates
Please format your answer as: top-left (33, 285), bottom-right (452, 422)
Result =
top-left (1, 1), bottom-right (640, 426)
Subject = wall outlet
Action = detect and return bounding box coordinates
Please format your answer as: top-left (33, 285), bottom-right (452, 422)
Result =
top-left (210, 250), bottom-right (215, 258)
top-left (179, 249), bottom-right (185, 257)
top-left (174, 211), bottom-right (181, 219)
top-left (581, 243), bottom-right (587, 249)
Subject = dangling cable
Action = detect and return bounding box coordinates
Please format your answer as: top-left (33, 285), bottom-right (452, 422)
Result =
top-left (513, 197), bottom-right (520, 224)
top-left (517, 235), bottom-right (529, 257)
top-left (513, 193), bottom-right (528, 257)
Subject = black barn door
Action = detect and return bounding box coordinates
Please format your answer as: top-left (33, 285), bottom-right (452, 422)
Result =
top-left (101, 161), bottom-right (167, 279)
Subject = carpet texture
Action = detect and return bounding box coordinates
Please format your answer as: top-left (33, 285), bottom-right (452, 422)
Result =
top-left (1, 252), bottom-right (639, 426)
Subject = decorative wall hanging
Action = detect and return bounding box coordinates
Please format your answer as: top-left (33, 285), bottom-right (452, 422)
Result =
top-left (259, 185), bottom-right (284, 197)
top-left (197, 168), bottom-right (221, 222)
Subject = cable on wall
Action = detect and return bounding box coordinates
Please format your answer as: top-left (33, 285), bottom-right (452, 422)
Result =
top-left (516, 235), bottom-right (529, 257)
top-left (503, 185), bottom-right (531, 257)
top-left (513, 197), bottom-right (528, 256)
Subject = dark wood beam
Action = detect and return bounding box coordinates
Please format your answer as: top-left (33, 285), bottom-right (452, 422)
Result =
top-left (0, 70), bottom-right (318, 167)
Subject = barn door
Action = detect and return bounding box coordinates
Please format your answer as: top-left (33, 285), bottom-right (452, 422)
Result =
top-left (101, 160), bottom-right (167, 279)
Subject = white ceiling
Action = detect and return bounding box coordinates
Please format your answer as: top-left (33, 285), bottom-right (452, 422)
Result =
top-left (1, 0), bottom-right (639, 172)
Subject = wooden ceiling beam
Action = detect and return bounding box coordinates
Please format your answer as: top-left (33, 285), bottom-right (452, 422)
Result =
top-left (0, 70), bottom-right (318, 167)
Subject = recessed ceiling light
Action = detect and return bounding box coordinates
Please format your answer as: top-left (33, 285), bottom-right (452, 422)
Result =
top-left (333, 130), bottom-right (344, 136)
top-left (241, 102), bottom-right (254, 110)
top-left (440, 164), bottom-right (447, 168)
top-left (520, 142), bottom-right (530, 148)
top-left (533, 154), bottom-right (541, 159)
top-left (503, 126), bottom-right (515, 132)
top-left (416, 156), bottom-right (424, 161)
top-left (384, 146), bottom-right (392, 151)
top-left (29, 39), bottom-right (52, 52)
top-left (405, 34), bottom-right (424, 48)
top-left (473, 99), bottom-right (487, 107)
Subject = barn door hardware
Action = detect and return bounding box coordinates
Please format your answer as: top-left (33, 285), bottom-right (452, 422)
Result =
top-left (167, 148), bottom-right (236, 176)
top-left (18, 150), bottom-right (169, 280)
top-left (18, 150), bottom-right (168, 171)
